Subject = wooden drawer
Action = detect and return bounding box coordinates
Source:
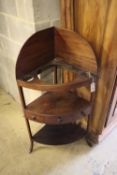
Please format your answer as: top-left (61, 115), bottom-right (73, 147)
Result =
top-left (24, 92), bottom-right (90, 125)
top-left (25, 110), bottom-right (79, 125)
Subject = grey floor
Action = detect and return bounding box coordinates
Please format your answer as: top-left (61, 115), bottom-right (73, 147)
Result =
top-left (0, 88), bottom-right (117, 175)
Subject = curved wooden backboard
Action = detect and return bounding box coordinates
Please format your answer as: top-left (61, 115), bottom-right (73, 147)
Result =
top-left (16, 27), bottom-right (55, 79)
top-left (16, 27), bottom-right (97, 80)
top-left (55, 28), bottom-right (97, 74)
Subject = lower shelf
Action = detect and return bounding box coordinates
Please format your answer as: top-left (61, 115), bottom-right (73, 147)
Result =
top-left (32, 123), bottom-right (86, 145)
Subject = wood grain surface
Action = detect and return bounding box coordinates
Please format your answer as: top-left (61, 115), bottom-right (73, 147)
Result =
top-left (55, 28), bottom-right (97, 74)
top-left (16, 28), bottom-right (54, 79)
top-left (60, 0), bottom-right (117, 140)
top-left (25, 91), bottom-right (91, 125)
top-left (60, 0), bottom-right (74, 82)
top-left (74, 0), bottom-right (110, 60)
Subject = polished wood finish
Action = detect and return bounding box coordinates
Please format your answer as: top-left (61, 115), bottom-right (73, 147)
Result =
top-left (55, 28), bottom-right (97, 74)
top-left (25, 91), bottom-right (91, 125)
top-left (60, 0), bottom-right (117, 144)
top-left (17, 75), bottom-right (91, 92)
top-left (16, 27), bottom-right (54, 79)
top-left (16, 27), bottom-right (97, 152)
top-left (16, 28), bottom-right (97, 79)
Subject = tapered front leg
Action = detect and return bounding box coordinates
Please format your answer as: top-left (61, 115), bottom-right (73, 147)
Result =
top-left (25, 118), bottom-right (34, 153)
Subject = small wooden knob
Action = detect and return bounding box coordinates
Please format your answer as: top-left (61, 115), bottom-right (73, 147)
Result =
top-left (57, 116), bottom-right (63, 123)
top-left (32, 116), bottom-right (36, 121)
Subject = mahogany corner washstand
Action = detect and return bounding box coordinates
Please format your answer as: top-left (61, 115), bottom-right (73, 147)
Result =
top-left (16, 27), bottom-right (98, 153)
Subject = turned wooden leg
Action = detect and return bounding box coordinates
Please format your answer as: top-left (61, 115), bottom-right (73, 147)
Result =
top-left (25, 118), bottom-right (34, 153)
top-left (29, 140), bottom-right (34, 153)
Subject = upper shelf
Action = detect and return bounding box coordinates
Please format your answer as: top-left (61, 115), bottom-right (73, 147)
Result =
top-left (17, 57), bottom-right (91, 92)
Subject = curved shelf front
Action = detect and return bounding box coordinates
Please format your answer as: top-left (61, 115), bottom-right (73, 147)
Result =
top-left (25, 91), bottom-right (91, 125)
